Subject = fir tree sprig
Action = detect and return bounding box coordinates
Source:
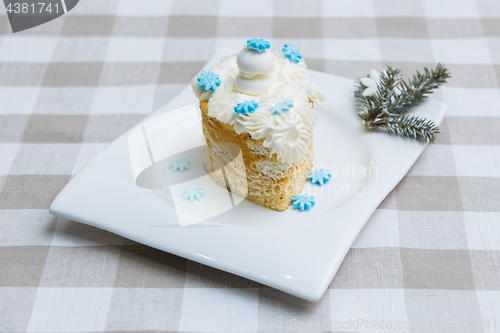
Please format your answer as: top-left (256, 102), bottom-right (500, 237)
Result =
top-left (379, 115), bottom-right (440, 142)
top-left (355, 64), bottom-right (451, 143)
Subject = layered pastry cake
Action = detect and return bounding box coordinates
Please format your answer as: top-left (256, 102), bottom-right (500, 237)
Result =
top-left (191, 39), bottom-right (325, 211)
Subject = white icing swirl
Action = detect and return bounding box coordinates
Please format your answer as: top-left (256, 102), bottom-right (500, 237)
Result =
top-left (272, 55), bottom-right (308, 83)
top-left (290, 98), bottom-right (317, 129)
top-left (221, 93), bottom-right (257, 125)
top-left (306, 83), bottom-right (325, 106)
top-left (191, 56), bottom-right (238, 100)
top-left (215, 55), bottom-right (239, 77)
top-left (263, 112), bottom-right (311, 164)
top-left (234, 107), bottom-right (272, 140)
top-left (193, 52), bottom-right (324, 165)
top-left (206, 91), bottom-right (238, 119)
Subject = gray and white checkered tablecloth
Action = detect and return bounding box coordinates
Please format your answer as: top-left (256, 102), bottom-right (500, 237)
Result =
top-left (1, 0), bottom-right (500, 332)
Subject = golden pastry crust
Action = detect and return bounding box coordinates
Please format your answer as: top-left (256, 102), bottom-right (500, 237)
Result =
top-left (200, 100), bottom-right (313, 211)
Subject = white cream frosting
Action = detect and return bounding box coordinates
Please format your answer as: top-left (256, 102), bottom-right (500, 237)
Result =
top-left (272, 55), bottom-right (308, 84)
top-left (192, 52), bottom-right (324, 165)
top-left (263, 111), bottom-right (312, 164)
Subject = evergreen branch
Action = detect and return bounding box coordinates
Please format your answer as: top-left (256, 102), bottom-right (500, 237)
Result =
top-left (355, 67), bottom-right (401, 122)
top-left (355, 63), bottom-right (451, 143)
top-left (378, 115), bottom-right (440, 143)
top-left (389, 63), bottom-right (451, 115)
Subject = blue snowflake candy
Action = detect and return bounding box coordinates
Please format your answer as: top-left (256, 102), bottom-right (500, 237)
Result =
top-left (247, 38), bottom-right (271, 52)
top-left (234, 100), bottom-right (259, 115)
top-left (308, 168), bottom-right (332, 185)
top-left (282, 44), bottom-right (303, 64)
top-left (271, 99), bottom-right (294, 115)
top-left (292, 194), bottom-right (315, 211)
top-left (168, 157), bottom-right (191, 172)
top-left (197, 70), bottom-right (221, 92)
top-left (182, 186), bottom-right (204, 202)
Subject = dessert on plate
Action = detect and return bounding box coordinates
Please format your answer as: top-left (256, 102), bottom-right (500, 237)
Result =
top-left (191, 38), bottom-right (325, 211)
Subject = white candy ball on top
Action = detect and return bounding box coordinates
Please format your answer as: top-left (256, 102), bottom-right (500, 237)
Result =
top-left (237, 48), bottom-right (274, 74)
top-left (234, 38), bottom-right (275, 96)
top-left (235, 74), bottom-right (271, 95)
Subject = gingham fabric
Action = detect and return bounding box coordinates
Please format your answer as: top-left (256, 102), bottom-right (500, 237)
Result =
top-left (1, 0), bottom-right (500, 332)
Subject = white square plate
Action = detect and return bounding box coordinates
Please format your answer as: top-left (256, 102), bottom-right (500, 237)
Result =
top-left (50, 49), bottom-right (447, 301)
